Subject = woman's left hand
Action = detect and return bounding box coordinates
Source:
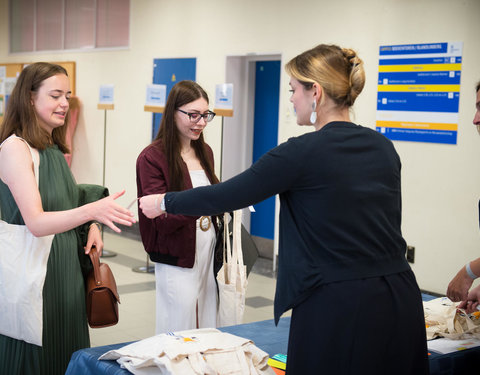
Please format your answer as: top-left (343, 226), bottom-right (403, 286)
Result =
top-left (84, 222), bottom-right (104, 255)
top-left (139, 193), bottom-right (165, 219)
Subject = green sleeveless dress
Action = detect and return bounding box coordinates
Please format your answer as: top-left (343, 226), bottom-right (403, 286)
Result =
top-left (0, 145), bottom-right (91, 375)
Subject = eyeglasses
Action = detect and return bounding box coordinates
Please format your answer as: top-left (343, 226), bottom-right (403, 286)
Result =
top-left (177, 109), bottom-right (216, 123)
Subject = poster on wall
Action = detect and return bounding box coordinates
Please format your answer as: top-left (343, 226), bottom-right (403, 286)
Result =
top-left (145, 84), bottom-right (166, 107)
top-left (99, 84), bottom-right (115, 104)
top-left (214, 83), bottom-right (234, 110)
top-left (376, 42), bottom-right (463, 145)
top-left (0, 66), bottom-right (5, 96)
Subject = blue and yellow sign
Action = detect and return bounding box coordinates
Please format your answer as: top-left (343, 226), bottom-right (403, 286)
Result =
top-left (376, 42), bottom-right (463, 144)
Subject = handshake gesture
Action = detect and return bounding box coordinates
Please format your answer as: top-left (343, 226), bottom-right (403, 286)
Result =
top-left (139, 193), bottom-right (166, 219)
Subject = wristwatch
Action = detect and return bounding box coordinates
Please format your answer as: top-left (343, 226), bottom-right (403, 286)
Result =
top-left (160, 196), bottom-right (166, 211)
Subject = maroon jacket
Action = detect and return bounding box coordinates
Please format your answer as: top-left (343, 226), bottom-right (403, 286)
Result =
top-left (136, 140), bottom-right (216, 268)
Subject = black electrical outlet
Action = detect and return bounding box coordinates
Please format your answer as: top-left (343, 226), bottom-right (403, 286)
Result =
top-left (406, 246), bottom-right (415, 263)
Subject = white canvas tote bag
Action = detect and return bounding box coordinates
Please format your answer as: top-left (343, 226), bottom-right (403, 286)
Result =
top-left (99, 328), bottom-right (275, 375)
top-left (0, 135), bottom-right (54, 345)
top-left (216, 210), bottom-right (247, 327)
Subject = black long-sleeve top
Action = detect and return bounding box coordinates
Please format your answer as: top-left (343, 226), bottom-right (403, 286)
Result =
top-left (165, 121), bottom-right (411, 323)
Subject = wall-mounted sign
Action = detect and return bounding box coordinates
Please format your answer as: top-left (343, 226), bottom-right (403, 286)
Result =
top-left (376, 42), bottom-right (463, 145)
top-left (145, 84), bottom-right (166, 107)
top-left (215, 83), bottom-right (234, 110)
top-left (214, 83), bottom-right (234, 117)
top-left (99, 84), bottom-right (114, 105)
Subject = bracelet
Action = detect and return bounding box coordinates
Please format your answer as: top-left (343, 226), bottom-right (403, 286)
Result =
top-left (466, 262), bottom-right (478, 280)
top-left (89, 222), bottom-right (102, 232)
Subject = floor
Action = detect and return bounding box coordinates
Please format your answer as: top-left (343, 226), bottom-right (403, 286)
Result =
top-left (89, 232), bottom-right (286, 347)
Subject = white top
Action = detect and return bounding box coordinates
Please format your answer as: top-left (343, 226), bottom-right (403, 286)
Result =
top-left (189, 169), bottom-right (210, 189)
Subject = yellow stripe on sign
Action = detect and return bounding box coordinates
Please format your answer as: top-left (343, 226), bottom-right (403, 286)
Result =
top-left (379, 63), bottom-right (461, 72)
top-left (376, 120), bottom-right (458, 131)
top-left (378, 84), bottom-right (460, 92)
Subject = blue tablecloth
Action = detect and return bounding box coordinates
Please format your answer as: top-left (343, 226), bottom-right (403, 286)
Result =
top-left (66, 318), bottom-right (291, 375)
top-left (66, 294), bottom-right (480, 374)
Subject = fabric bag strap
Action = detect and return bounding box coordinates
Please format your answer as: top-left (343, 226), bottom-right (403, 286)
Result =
top-left (0, 135), bottom-right (39, 186)
top-left (223, 212), bottom-right (232, 283)
top-left (232, 210), bottom-right (246, 284)
top-left (232, 210), bottom-right (244, 267)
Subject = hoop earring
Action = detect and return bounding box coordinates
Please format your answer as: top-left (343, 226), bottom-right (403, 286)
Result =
top-left (310, 100), bottom-right (317, 124)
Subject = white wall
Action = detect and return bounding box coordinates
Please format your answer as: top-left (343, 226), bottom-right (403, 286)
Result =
top-left (1, 0), bottom-right (479, 294)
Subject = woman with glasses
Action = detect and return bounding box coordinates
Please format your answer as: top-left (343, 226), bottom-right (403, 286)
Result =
top-left (139, 46), bottom-right (429, 374)
top-left (136, 80), bottom-right (219, 334)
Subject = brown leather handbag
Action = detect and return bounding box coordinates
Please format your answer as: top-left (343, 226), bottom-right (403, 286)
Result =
top-left (86, 247), bottom-right (120, 328)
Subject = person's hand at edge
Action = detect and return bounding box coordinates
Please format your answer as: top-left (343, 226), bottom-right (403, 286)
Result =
top-left (458, 284), bottom-right (480, 314)
top-left (447, 266), bottom-right (474, 302)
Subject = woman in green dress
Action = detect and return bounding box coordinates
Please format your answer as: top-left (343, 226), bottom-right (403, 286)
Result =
top-left (0, 62), bottom-right (136, 374)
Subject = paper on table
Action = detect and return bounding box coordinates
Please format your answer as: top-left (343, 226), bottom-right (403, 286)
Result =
top-left (427, 337), bottom-right (480, 354)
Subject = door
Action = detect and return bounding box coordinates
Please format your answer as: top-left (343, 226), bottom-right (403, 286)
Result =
top-left (250, 60), bottom-right (281, 240)
top-left (151, 58), bottom-right (196, 139)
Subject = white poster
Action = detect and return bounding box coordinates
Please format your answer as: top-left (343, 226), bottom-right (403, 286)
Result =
top-left (145, 84), bottom-right (166, 107)
top-left (99, 84), bottom-right (115, 104)
top-left (215, 83), bottom-right (234, 110)
top-left (5, 77), bottom-right (17, 96)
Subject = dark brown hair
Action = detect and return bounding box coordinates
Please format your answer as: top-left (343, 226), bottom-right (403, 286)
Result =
top-left (154, 80), bottom-right (219, 191)
top-left (0, 62), bottom-right (70, 153)
top-left (286, 44), bottom-right (365, 108)
top-left (476, 81), bottom-right (480, 93)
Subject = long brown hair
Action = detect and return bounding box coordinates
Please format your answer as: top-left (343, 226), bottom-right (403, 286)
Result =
top-left (0, 62), bottom-right (70, 153)
top-left (154, 80), bottom-right (219, 191)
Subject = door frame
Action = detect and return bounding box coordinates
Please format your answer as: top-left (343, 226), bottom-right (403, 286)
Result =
top-left (224, 53), bottom-right (282, 265)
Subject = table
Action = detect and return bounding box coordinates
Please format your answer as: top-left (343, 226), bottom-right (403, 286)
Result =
top-left (65, 318), bottom-right (291, 375)
top-left (66, 295), bottom-right (480, 375)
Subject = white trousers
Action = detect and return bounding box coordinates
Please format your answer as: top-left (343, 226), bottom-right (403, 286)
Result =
top-left (154, 222), bottom-right (217, 334)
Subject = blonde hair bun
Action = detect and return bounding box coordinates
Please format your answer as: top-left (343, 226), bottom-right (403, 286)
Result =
top-left (286, 44), bottom-right (366, 107)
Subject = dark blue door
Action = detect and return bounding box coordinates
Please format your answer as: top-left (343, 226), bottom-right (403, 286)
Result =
top-left (151, 58), bottom-right (196, 139)
top-left (250, 60), bottom-right (281, 240)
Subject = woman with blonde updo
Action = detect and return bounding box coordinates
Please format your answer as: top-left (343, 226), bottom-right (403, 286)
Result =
top-left (139, 45), bottom-right (429, 374)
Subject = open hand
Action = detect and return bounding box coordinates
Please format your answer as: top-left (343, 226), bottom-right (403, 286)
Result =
top-left (90, 190), bottom-right (136, 232)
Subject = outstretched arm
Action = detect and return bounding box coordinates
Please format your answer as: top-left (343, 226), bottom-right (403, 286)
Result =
top-left (140, 138), bottom-right (304, 218)
top-left (0, 138), bottom-right (135, 236)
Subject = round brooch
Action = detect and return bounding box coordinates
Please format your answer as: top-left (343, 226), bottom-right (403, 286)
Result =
top-left (199, 216), bottom-right (211, 232)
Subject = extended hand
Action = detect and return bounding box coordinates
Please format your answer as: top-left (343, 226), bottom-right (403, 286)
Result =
top-left (90, 190), bottom-right (136, 233)
top-left (139, 193), bottom-right (165, 219)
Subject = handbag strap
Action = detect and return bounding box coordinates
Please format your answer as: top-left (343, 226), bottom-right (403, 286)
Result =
top-left (88, 247), bottom-right (102, 286)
